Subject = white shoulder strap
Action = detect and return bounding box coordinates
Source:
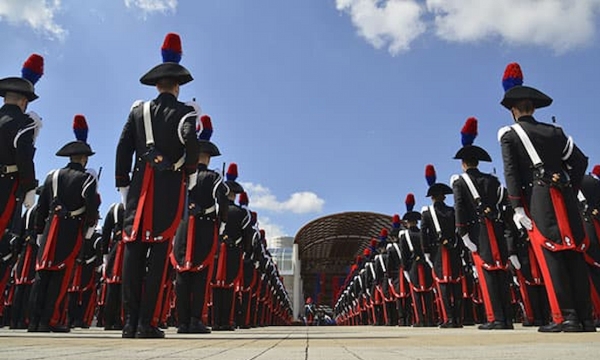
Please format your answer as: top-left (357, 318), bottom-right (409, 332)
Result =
top-left (401, 229), bottom-right (414, 252)
top-left (113, 203), bottom-right (120, 224)
top-left (177, 111), bottom-right (197, 145)
top-left (51, 169), bottom-right (60, 199)
top-left (511, 124), bottom-right (543, 167)
top-left (143, 101), bottom-right (154, 147)
top-left (428, 205), bottom-right (442, 235)
top-left (377, 254), bottom-right (387, 273)
top-left (460, 173), bottom-right (481, 202)
top-left (392, 242), bottom-right (403, 260)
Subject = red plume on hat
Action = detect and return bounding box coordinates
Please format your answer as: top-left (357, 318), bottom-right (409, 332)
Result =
top-left (592, 165), bottom-right (600, 178)
top-left (197, 115), bottom-right (213, 141)
top-left (380, 228), bottom-right (388, 239)
top-left (405, 193), bottom-right (415, 212)
top-left (392, 214), bottom-right (401, 229)
top-left (73, 114), bottom-right (88, 143)
top-left (369, 238), bottom-right (378, 248)
top-left (238, 191), bottom-right (249, 206)
top-left (22, 54), bottom-right (44, 85)
top-left (161, 33), bottom-right (182, 64)
top-left (461, 117), bottom-right (478, 146)
top-left (226, 163), bottom-right (238, 181)
top-left (425, 164), bottom-right (436, 186)
top-left (363, 248), bottom-right (371, 257)
top-left (502, 62), bottom-right (523, 92)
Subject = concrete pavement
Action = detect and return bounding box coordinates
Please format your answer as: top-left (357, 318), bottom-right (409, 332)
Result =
top-left (0, 324), bottom-right (598, 359)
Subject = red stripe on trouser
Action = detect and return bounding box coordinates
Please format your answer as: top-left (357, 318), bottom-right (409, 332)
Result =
top-left (593, 219), bottom-right (600, 249)
top-left (473, 254), bottom-right (495, 323)
top-left (38, 215), bottom-right (60, 269)
top-left (418, 264), bottom-right (426, 291)
top-left (184, 215), bottom-right (195, 268)
top-left (70, 264), bottom-right (82, 292)
top-left (399, 268), bottom-right (407, 296)
top-left (215, 242), bottom-right (227, 283)
top-left (442, 248), bottom-right (451, 280)
top-left (435, 281), bottom-right (448, 322)
top-left (110, 241), bottom-right (125, 283)
top-left (49, 263), bottom-right (76, 326)
top-left (18, 246), bottom-right (33, 284)
top-left (0, 182), bottom-right (17, 235)
top-left (528, 227), bottom-right (564, 324)
top-left (516, 270), bottom-right (534, 323)
top-left (549, 187), bottom-right (576, 250)
top-left (529, 246), bottom-right (543, 285)
top-left (151, 240), bottom-right (173, 327)
top-left (131, 164), bottom-right (153, 241)
top-left (83, 289), bottom-right (97, 326)
top-left (485, 218), bottom-right (503, 267)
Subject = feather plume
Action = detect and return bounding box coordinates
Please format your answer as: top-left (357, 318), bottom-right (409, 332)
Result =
top-left (502, 62), bottom-right (523, 92)
top-left (73, 114), bottom-right (88, 142)
top-left (21, 54), bottom-right (44, 85)
top-left (161, 33), bottom-right (182, 63)
top-left (425, 164), bottom-right (436, 186)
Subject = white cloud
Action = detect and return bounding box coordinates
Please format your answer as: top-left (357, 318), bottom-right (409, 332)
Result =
top-left (124, 0), bottom-right (177, 14)
top-left (336, 0), bottom-right (600, 54)
top-left (254, 216), bottom-right (287, 239)
top-left (336, 0), bottom-right (427, 55)
top-left (0, 0), bottom-right (66, 40)
top-left (427, 0), bottom-right (600, 53)
top-left (241, 182), bottom-right (325, 214)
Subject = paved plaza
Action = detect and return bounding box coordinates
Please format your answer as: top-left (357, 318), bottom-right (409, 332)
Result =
top-left (0, 324), bottom-right (598, 360)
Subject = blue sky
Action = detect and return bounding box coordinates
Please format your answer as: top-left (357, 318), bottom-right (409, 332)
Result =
top-left (1, 0), bottom-right (599, 241)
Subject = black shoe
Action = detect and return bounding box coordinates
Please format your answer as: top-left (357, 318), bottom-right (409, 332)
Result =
top-left (122, 322), bottom-right (137, 338)
top-left (582, 320), bottom-right (597, 332)
top-left (439, 321), bottom-right (454, 329)
top-left (504, 322), bottom-right (514, 330)
top-left (478, 321), bottom-right (507, 330)
top-left (189, 319), bottom-right (211, 334)
top-left (561, 320), bottom-right (583, 333)
top-left (49, 325), bottom-right (71, 333)
top-left (412, 322), bottom-right (425, 328)
top-left (27, 323), bottom-right (39, 332)
top-left (177, 323), bottom-right (189, 334)
top-left (135, 325), bottom-right (165, 338)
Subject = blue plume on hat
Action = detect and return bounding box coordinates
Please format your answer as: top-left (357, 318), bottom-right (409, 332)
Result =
top-left (73, 114), bottom-right (88, 142)
top-left (197, 115), bottom-right (213, 140)
top-left (161, 33), bottom-right (182, 64)
top-left (425, 164), bottom-right (436, 186)
top-left (461, 117), bottom-right (478, 146)
top-left (502, 62), bottom-right (523, 92)
top-left (21, 54), bottom-right (44, 85)
top-left (226, 163), bottom-right (238, 181)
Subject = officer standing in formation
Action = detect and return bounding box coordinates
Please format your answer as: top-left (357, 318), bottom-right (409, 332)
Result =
top-left (115, 33), bottom-right (199, 339)
top-left (171, 114), bottom-right (228, 334)
top-left (499, 63), bottom-right (594, 332)
top-left (29, 115), bottom-right (100, 332)
top-left (452, 117), bottom-right (514, 330)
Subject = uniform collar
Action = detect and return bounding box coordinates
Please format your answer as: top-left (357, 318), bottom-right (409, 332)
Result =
top-left (516, 115), bottom-right (537, 124)
top-left (66, 162), bottom-right (86, 172)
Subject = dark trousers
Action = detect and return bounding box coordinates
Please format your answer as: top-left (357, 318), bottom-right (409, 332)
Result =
top-left (438, 282), bottom-right (462, 324)
top-left (29, 268), bottom-right (72, 327)
top-left (122, 240), bottom-right (170, 328)
top-left (534, 247), bottom-right (593, 323)
top-left (479, 269), bottom-right (512, 323)
top-left (176, 269), bottom-right (209, 326)
top-left (412, 290), bottom-right (435, 325)
top-left (103, 283), bottom-right (123, 327)
top-left (11, 284), bottom-right (32, 327)
top-left (68, 289), bottom-right (94, 327)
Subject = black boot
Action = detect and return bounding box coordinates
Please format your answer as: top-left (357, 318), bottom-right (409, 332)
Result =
top-left (122, 315), bottom-right (138, 338)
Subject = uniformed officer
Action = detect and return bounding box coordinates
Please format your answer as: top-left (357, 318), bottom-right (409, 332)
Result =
top-left (29, 115), bottom-right (99, 333)
top-left (421, 164), bottom-right (463, 328)
top-left (171, 115), bottom-right (227, 334)
top-left (452, 117), bottom-right (514, 330)
top-left (498, 62), bottom-right (593, 332)
top-left (115, 33), bottom-right (199, 338)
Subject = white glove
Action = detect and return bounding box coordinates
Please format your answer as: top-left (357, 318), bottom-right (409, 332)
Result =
top-left (509, 255), bottom-right (521, 270)
top-left (513, 207), bottom-right (533, 231)
top-left (118, 186), bottom-right (129, 209)
top-left (23, 189), bottom-right (36, 209)
top-left (27, 111), bottom-right (43, 143)
top-left (36, 234), bottom-right (43, 247)
top-left (461, 233), bottom-right (478, 253)
top-left (103, 254), bottom-right (110, 266)
top-left (187, 172), bottom-right (198, 191)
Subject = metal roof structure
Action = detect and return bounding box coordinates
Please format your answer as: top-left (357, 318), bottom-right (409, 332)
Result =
top-left (294, 211), bottom-right (392, 306)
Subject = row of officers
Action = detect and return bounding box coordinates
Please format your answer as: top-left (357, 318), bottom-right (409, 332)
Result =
top-left (0, 33), bottom-right (292, 338)
top-left (334, 67), bottom-right (600, 333)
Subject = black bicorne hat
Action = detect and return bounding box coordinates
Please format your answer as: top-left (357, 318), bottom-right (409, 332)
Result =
top-left (56, 115), bottom-right (95, 157)
top-left (0, 54), bottom-right (44, 101)
top-left (453, 117), bottom-right (492, 162)
top-left (424, 164), bottom-right (453, 197)
top-left (402, 193), bottom-right (422, 221)
top-left (140, 33), bottom-right (193, 86)
top-left (500, 63), bottom-right (552, 110)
